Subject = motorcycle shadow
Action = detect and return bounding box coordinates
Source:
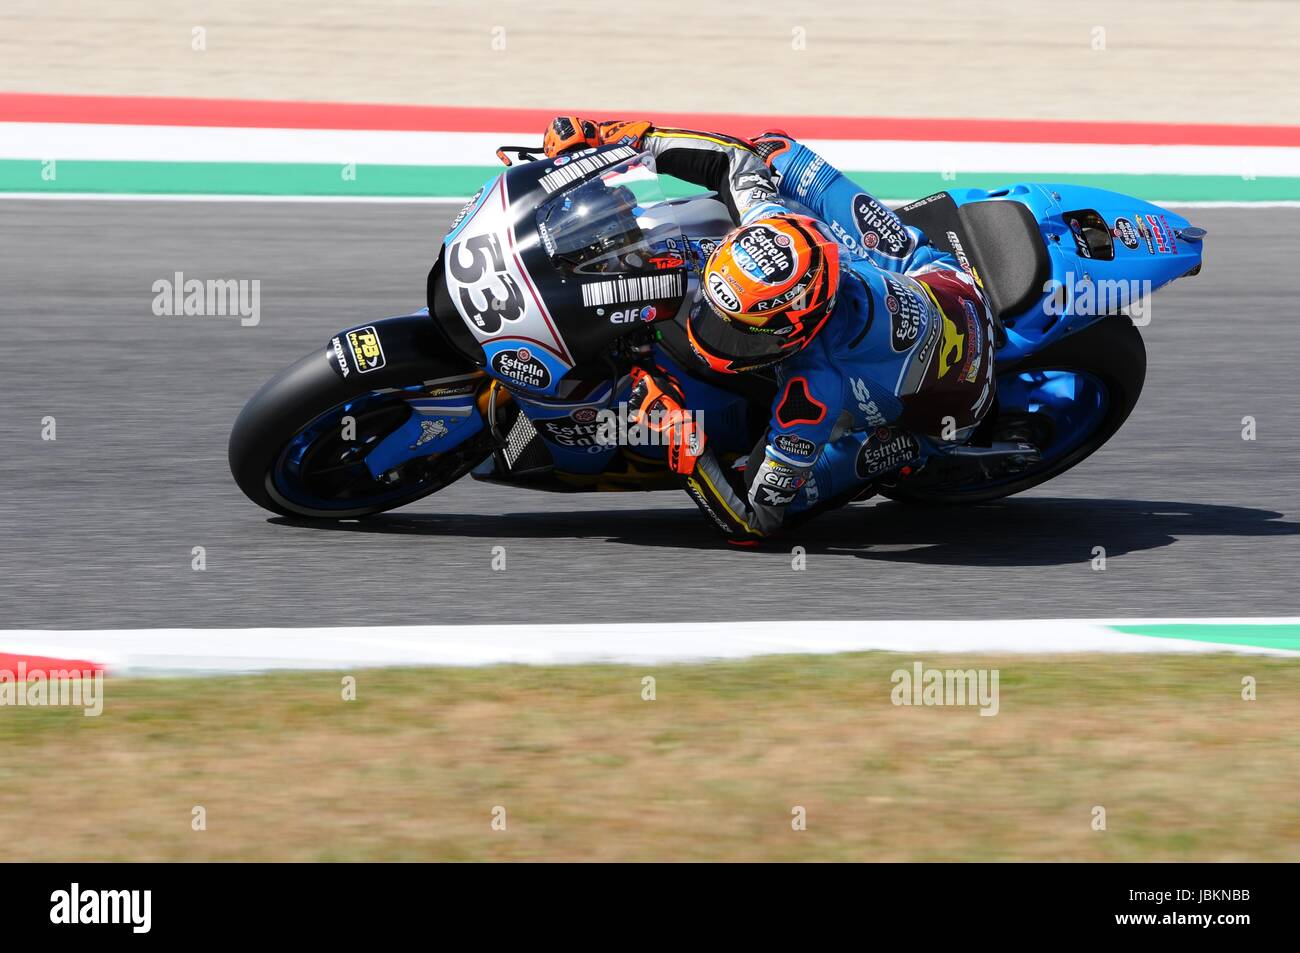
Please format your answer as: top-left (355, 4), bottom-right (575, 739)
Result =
top-left (270, 496), bottom-right (1300, 567)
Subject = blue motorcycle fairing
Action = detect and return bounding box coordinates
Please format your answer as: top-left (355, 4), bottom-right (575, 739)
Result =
top-left (944, 184), bottom-right (1203, 365)
top-left (361, 393), bottom-right (485, 478)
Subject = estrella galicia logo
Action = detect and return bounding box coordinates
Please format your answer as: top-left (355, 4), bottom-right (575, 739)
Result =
top-left (883, 276), bottom-right (926, 352)
top-left (732, 223), bottom-right (797, 284)
top-left (773, 432), bottom-right (816, 460)
top-left (1112, 217), bottom-right (1140, 250)
top-left (851, 194), bottom-right (911, 258)
top-left (491, 346), bottom-right (552, 390)
top-left (345, 325), bottom-right (386, 373)
top-left (854, 427), bottom-right (920, 479)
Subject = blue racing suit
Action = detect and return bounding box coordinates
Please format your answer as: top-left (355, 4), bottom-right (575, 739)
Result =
top-left (680, 136), bottom-right (998, 541)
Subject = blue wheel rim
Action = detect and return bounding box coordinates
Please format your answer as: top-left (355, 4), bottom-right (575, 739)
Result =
top-left (995, 368), bottom-right (1110, 468)
top-left (271, 392), bottom-right (426, 512)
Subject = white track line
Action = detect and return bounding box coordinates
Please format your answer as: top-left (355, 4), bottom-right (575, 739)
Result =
top-left (3, 619), bottom-right (1297, 676)
top-left (5, 123), bottom-right (1300, 177)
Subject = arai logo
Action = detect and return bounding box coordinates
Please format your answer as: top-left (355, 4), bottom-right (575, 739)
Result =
top-left (706, 272), bottom-right (742, 313)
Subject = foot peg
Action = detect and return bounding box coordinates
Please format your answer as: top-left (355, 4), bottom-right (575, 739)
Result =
top-left (898, 441), bottom-right (1042, 487)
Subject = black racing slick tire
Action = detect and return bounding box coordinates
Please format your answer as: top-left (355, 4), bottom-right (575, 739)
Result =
top-left (228, 351), bottom-right (491, 519)
top-left (880, 315), bottom-right (1146, 505)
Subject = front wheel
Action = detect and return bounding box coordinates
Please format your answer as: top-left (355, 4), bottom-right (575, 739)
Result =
top-left (228, 352), bottom-right (493, 519)
top-left (881, 315), bottom-right (1146, 505)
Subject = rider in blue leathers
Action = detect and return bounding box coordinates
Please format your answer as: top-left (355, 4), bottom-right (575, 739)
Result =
top-left (542, 118), bottom-right (997, 543)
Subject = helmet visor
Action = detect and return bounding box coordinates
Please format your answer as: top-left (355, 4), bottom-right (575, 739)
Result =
top-left (688, 299), bottom-right (793, 370)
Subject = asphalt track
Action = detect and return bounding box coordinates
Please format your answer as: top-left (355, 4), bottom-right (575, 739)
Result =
top-left (3, 200), bottom-right (1299, 629)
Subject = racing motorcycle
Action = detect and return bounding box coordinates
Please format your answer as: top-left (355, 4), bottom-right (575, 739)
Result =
top-left (228, 143), bottom-right (1205, 526)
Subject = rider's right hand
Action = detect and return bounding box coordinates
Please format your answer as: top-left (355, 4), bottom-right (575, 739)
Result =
top-left (542, 116), bottom-right (602, 158)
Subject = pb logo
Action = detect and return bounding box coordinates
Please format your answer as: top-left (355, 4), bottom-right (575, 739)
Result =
top-left (346, 326), bottom-right (386, 373)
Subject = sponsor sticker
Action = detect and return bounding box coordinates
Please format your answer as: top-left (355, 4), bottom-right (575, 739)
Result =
top-left (330, 336), bottom-right (350, 378)
top-left (446, 185), bottom-right (485, 236)
top-left (1158, 214), bottom-right (1178, 254)
top-left (1145, 214), bottom-right (1175, 254)
top-left (762, 464), bottom-right (806, 491)
top-left (606, 304), bottom-right (657, 324)
top-left (854, 427), bottom-right (920, 480)
top-left (345, 326), bottom-right (386, 373)
top-left (1133, 214), bottom-right (1156, 254)
top-left (537, 416), bottom-right (605, 449)
top-left (537, 146), bottom-right (637, 193)
top-left (884, 276), bottom-right (927, 352)
top-left (754, 484), bottom-right (797, 507)
top-left (1112, 217), bottom-right (1140, 251)
top-left (581, 272), bottom-right (683, 308)
top-left (409, 418), bottom-right (450, 450)
top-left (732, 223), bottom-right (798, 284)
top-left (1068, 217), bottom-right (1092, 259)
top-left (852, 194), bottom-right (912, 258)
top-left (946, 230), bottom-right (981, 286)
top-left (491, 346), bottom-right (552, 390)
top-left (960, 298), bottom-right (984, 384)
top-left (706, 271), bottom-right (742, 312)
top-left (773, 433), bottom-right (817, 459)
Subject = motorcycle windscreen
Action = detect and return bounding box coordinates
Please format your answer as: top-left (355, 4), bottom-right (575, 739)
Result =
top-left (535, 152), bottom-right (687, 281)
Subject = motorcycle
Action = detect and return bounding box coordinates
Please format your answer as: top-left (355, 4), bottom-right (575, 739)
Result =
top-left (228, 142), bottom-right (1205, 526)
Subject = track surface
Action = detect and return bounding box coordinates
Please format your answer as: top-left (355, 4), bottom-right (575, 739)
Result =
top-left (3, 201), bottom-right (1299, 628)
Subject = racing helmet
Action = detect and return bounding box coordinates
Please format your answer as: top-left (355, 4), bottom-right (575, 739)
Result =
top-left (687, 214), bottom-right (840, 373)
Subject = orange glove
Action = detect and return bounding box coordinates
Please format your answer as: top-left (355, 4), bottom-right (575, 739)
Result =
top-left (627, 367), bottom-right (706, 475)
top-left (542, 116), bottom-right (602, 159)
top-left (543, 117), bottom-right (655, 159)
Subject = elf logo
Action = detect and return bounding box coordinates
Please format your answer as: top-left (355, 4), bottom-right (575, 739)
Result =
top-left (608, 305), bottom-right (656, 324)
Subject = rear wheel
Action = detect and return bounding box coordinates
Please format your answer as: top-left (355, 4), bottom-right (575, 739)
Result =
top-left (229, 352), bottom-right (493, 519)
top-left (881, 315), bottom-right (1146, 505)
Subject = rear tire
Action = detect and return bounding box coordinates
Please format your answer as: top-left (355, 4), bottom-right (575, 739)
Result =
top-left (881, 315), bottom-right (1146, 505)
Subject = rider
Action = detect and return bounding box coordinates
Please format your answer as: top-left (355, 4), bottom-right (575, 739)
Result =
top-left (542, 116), bottom-right (997, 543)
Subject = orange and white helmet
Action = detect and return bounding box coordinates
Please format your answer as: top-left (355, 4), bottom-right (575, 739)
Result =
top-left (688, 214), bottom-right (841, 373)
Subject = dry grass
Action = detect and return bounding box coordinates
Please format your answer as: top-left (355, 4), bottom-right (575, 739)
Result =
top-left (2, 653), bottom-right (1298, 861)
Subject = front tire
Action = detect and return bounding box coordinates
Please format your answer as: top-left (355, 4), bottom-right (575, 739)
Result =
top-left (228, 352), bottom-right (492, 518)
top-left (882, 315), bottom-right (1146, 505)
